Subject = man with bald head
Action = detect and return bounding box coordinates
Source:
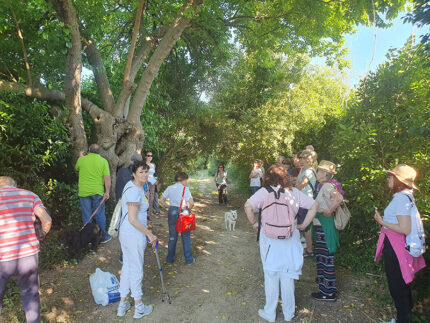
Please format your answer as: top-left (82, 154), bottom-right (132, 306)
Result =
top-left (75, 144), bottom-right (112, 243)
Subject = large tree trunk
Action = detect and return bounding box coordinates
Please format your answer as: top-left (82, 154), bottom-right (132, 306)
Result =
top-left (2, 0), bottom-right (205, 196)
top-left (49, 0), bottom-right (87, 161)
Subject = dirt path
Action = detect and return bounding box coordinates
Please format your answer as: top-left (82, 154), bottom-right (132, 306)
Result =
top-left (3, 172), bottom-right (396, 323)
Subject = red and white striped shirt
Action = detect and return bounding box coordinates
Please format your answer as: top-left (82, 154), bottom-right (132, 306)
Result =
top-left (0, 186), bottom-right (43, 261)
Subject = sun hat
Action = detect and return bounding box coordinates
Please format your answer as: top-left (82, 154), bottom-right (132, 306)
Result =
top-left (384, 164), bottom-right (418, 190)
top-left (131, 153), bottom-right (143, 162)
top-left (317, 160), bottom-right (337, 175)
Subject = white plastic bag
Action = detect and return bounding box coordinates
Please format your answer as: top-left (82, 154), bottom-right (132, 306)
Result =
top-left (89, 268), bottom-right (121, 306)
top-left (108, 199), bottom-right (122, 238)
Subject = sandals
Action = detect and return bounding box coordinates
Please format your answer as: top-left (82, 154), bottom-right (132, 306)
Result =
top-left (303, 251), bottom-right (314, 258)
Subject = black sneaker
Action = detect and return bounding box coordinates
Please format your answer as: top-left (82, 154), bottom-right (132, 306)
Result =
top-left (311, 292), bottom-right (337, 302)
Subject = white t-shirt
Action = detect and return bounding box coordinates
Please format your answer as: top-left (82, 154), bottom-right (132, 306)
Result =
top-left (247, 186), bottom-right (315, 276)
top-left (120, 181), bottom-right (149, 236)
top-left (148, 163), bottom-right (156, 178)
top-left (383, 189), bottom-right (412, 225)
top-left (297, 168), bottom-right (316, 198)
top-left (162, 183), bottom-right (192, 208)
top-left (250, 168), bottom-right (263, 187)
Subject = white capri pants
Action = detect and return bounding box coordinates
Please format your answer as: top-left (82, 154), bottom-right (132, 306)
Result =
top-left (119, 233), bottom-right (147, 300)
top-left (261, 270), bottom-right (295, 322)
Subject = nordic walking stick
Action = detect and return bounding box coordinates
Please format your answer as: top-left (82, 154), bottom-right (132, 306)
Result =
top-left (148, 239), bottom-right (172, 304)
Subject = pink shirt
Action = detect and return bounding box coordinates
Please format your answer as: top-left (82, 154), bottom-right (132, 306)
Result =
top-left (0, 186), bottom-right (43, 261)
top-left (247, 186), bottom-right (315, 213)
top-left (374, 227), bottom-right (426, 284)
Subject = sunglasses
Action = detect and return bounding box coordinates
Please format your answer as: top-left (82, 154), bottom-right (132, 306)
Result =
top-left (146, 154), bottom-right (152, 157)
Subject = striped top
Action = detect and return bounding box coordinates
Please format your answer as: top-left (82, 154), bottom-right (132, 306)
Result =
top-left (0, 186), bottom-right (43, 262)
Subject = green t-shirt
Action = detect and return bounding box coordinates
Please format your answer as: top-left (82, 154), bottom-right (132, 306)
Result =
top-left (75, 153), bottom-right (110, 197)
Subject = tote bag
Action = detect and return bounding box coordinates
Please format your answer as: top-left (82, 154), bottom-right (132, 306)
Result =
top-left (175, 187), bottom-right (196, 233)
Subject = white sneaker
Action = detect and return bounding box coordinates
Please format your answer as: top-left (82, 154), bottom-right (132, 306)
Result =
top-left (258, 309), bottom-right (275, 323)
top-left (117, 301), bottom-right (130, 317)
top-left (133, 303), bottom-right (153, 319)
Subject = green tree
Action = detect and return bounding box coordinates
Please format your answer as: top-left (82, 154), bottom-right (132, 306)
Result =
top-left (0, 0), bottom-right (407, 193)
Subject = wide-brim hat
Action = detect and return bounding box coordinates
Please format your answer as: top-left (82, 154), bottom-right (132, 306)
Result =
top-left (384, 164), bottom-right (418, 190)
top-left (317, 160), bottom-right (337, 175)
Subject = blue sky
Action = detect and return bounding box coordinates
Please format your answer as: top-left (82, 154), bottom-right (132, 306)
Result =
top-left (343, 15), bottom-right (424, 87)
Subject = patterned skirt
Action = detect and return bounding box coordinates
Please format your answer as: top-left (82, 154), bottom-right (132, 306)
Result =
top-left (314, 226), bottom-right (337, 296)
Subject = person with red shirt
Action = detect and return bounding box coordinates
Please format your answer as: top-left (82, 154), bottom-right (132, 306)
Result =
top-left (0, 176), bottom-right (52, 323)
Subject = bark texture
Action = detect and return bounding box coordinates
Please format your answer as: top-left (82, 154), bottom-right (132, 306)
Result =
top-left (3, 0), bottom-right (205, 193)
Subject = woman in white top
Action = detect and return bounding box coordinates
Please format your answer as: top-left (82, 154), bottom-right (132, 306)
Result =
top-left (214, 164), bottom-right (228, 205)
top-left (249, 159), bottom-right (264, 195)
top-left (245, 165), bottom-right (319, 322)
top-left (373, 164), bottom-right (425, 323)
top-left (295, 150), bottom-right (317, 257)
top-left (117, 161), bottom-right (157, 319)
top-left (159, 172), bottom-right (195, 264)
top-left (145, 151), bottom-right (162, 215)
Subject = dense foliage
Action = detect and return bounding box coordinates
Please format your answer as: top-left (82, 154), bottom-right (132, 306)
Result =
top-left (0, 0), bottom-right (429, 320)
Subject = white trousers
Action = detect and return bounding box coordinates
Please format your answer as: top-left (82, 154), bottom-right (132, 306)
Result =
top-left (119, 234), bottom-right (147, 300)
top-left (261, 269), bottom-right (295, 321)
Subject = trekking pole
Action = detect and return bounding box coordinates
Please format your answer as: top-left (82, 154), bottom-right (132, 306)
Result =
top-left (148, 239), bottom-right (171, 304)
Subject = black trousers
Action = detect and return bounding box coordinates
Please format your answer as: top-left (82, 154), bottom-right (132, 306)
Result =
top-left (383, 236), bottom-right (412, 323)
top-left (217, 184), bottom-right (228, 204)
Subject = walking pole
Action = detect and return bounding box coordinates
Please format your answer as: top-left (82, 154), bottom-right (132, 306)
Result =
top-left (148, 239), bottom-right (171, 304)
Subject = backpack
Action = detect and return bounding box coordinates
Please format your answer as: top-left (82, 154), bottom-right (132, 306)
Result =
top-left (404, 194), bottom-right (426, 257)
top-left (259, 186), bottom-right (295, 240)
top-left (305, 169), bottom-right (318, 199)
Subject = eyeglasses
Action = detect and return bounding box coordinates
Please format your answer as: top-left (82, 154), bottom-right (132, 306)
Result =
top-left (146, 154), bottom-right (152, 157)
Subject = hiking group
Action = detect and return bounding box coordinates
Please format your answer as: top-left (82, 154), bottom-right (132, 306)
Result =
top-left (0, 144), bottom-right (426, 323)
top-left (243, 146), bottom-right (425, 323)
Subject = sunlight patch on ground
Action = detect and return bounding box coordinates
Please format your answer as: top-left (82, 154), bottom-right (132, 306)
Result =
top-left (197, 225), bottom-right (214, 232)
top-left (61, 297), bottom-right (74, 306)
top-left (44, 307), bottom-right (70, 323)
top-left (204, 240), bottom-right (217, 245)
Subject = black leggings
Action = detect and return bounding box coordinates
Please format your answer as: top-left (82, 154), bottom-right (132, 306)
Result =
top-left (217, 184), bottom-right (228, 204)
top-left (383, 236), bottom-right (412, 323)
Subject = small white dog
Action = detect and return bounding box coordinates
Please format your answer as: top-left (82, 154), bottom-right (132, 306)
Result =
top-left (225, 210), bottom-right (238, 231)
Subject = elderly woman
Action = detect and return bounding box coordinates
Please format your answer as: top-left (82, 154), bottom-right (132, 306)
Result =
top-left (298, 160), bottom-right (344, 302)
top-left (374, 164), bottom-right (426, 323)
top-left (296, 150), bottom-right (318, 258)
top-left (117, 161), bottom-right (157, 319)
top-left (244, 165), bottom-right (319, 322)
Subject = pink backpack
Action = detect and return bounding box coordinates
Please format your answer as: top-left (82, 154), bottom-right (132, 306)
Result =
top-left (260, 187), bottom-right (295, 240)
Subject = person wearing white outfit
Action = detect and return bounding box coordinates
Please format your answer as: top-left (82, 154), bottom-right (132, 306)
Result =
top-left (117, 161), bottom-right (158, 319)
top-left (244, 164), bottom-right (319, 322)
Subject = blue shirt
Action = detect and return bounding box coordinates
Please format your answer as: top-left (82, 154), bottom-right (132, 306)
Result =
top-left (383, 189), bottom-right (413, 225)
top-left (120, 181), bottom-right (149, 236)
top-left (162, 183), bottom-right (192, 208)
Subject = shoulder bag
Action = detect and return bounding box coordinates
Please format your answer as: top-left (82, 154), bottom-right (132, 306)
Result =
top-left (175, 187), bottom-right (196, 233)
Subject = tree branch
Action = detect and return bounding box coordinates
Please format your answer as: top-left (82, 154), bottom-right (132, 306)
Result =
top-left (127, 0), bottom-right (204, 126)
top-left (123, 0), bottom-right (146, 83)
top-left (9, 6), bottom-right (32, 87)
top-left (0, 80), bottom-right (106, 120)
top-left (84, 38), bottom-right (115, 113)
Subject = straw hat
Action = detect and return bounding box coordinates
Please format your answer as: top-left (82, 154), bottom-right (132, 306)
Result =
top-left (317, 160), bottom-right (337, 175)
top-left (384, 164), bottom-right (418, 190)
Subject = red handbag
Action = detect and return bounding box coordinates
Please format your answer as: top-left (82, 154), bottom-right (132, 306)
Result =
top-left (175, 187), bottom-right (196, 233)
